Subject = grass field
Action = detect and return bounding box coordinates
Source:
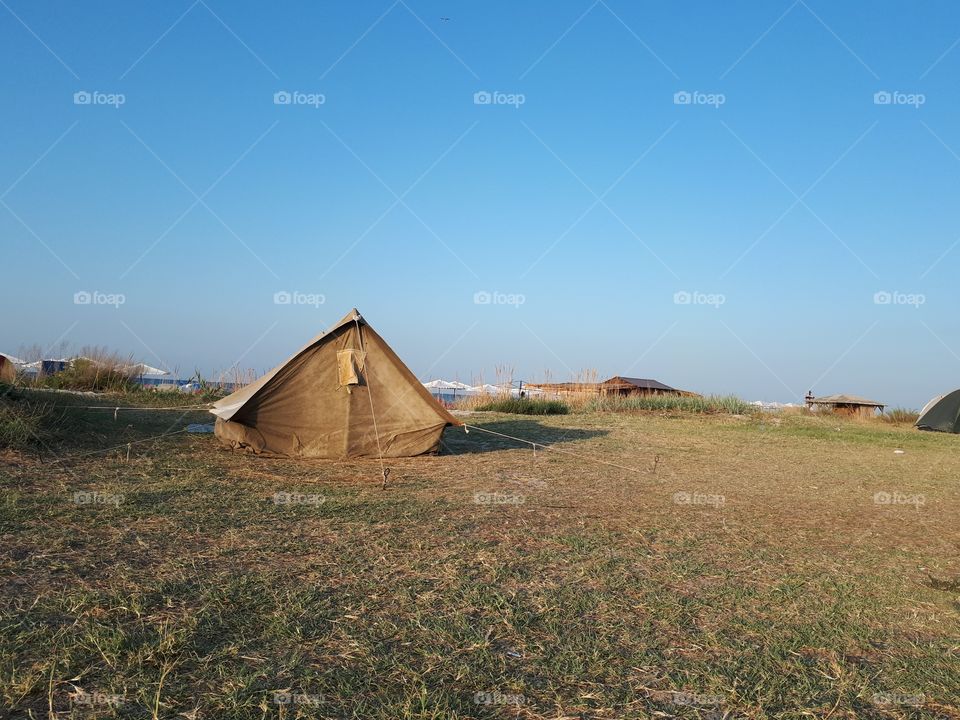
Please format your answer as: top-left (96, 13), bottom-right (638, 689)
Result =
top-left (2, 390), bottom-right (959, 718)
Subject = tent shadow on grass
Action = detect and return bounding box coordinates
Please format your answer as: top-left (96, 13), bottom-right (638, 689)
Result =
top-left (438, 420), bottom-right (607, 455)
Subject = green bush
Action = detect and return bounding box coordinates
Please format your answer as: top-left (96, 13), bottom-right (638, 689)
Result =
top-left (582, 394), bottom-right (752, 415)
top-left (474, 397), bottom-right (570, 415)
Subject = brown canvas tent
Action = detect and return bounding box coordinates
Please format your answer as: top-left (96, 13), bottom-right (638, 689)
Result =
top-left (211, 309), bottom-right (460, 458)
top-left (0, 354), bottom-right (16, 383)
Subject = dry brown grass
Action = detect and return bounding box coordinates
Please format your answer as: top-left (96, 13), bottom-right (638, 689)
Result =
top-left (1, 398), bottom-right (958, 718)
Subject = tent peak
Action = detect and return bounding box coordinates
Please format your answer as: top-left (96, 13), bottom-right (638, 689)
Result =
top-left (332, 308), bottom-right (364, 331)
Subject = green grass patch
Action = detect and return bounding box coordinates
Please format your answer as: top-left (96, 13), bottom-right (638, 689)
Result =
top-left (0, 388), bottom-right (66, 450)
top-left (474, 397), bottom-right (569, 415)
top-left (0, 402), bottom-right (47, 450)
top-left (582, 393), bottom-right (752, 415)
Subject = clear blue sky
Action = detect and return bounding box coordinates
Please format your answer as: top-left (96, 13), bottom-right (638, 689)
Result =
top-left (3, 1), bottom-right (960, 408)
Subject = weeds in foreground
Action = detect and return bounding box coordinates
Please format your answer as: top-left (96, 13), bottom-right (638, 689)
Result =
top-left (0, 390), bottom-right (62, 450)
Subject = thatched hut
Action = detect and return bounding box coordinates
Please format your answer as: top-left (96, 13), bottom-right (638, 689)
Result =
top-left (528, 376), bottom-right (697, 399)
top-left (600, 376), bottom-right (697, 397)
top-left (806, 393), bottom-right (884, 418)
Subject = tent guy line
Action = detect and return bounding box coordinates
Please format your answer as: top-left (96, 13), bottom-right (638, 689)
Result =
top-left (48, 428), bottom-right (191, 465)
top-left (41, 418), bottom-right (650, 484)
top-left (35, 410), bottom-right (652, 481)
top-left (460, 424), bottom-right (650, 476)
top-left (63, 404), bottom-right (213, 411)
top-left (354, 314), bottom-right (389, 487)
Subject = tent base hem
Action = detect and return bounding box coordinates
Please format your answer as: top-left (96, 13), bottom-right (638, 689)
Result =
top-left (214, 417), bottom-right (448, 459)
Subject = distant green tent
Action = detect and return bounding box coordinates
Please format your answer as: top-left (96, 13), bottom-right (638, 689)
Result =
top-left (916, 389), bottom-right (960, 433)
